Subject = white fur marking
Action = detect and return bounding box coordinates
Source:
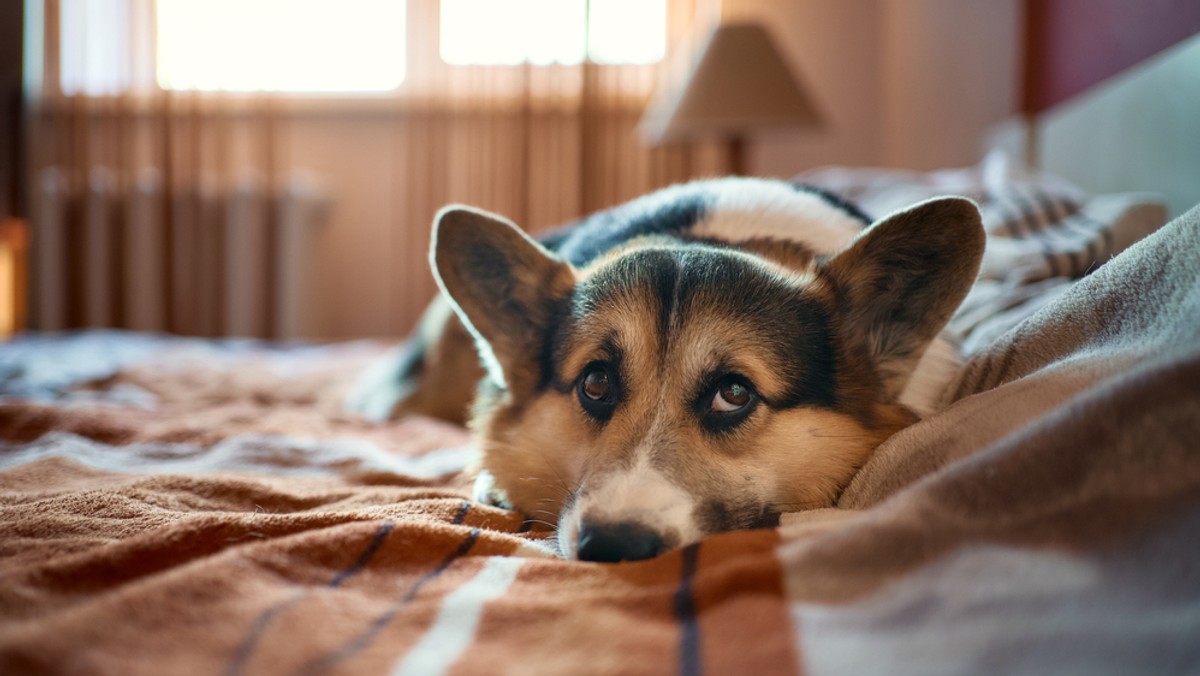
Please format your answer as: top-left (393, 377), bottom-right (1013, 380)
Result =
top-left (691, 179), bottom-right (863, 253)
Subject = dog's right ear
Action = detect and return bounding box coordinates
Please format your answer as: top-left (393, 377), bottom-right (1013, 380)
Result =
top-left (431, 206), bottom-right (575, 390)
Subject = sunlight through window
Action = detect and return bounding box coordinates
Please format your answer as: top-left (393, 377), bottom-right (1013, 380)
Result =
top-left (440, 0), bottom-right (666, 65)
top-left (156, 0), bottom-right (407, 92)
top-left (59, 0), bottom-right (132, 95)
top-left (587, 0), bottom-right (667, 64)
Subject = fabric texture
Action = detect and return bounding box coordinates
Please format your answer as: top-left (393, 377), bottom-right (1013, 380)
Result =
top-left (2, 165), bottom-right (1197, 674)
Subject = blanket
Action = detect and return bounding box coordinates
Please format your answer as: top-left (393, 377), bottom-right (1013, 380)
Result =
top-left (2, 178), bottom-right (1198, 674)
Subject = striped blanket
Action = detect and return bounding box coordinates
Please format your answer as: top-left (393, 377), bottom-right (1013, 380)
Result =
top-left (3, 161), bottom-right (1198, 674)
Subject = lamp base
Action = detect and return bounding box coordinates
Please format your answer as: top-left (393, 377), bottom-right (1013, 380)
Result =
top-left (728, 135), bottom-right (746, 176)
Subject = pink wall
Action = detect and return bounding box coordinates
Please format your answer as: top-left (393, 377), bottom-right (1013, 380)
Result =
top-left (880, 0), bottom-right (1022, 170)
top-left (727, 0), bottom-right (1022, 176)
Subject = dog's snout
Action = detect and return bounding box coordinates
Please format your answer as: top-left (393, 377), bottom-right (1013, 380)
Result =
top-left (576, 521), bottom-right (664, 563)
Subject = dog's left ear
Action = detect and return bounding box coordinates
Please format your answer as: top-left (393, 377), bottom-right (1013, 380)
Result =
top-left (431, 206), bottom-right (575, 391)
top-left (818, 197), bottom-right (985, 398)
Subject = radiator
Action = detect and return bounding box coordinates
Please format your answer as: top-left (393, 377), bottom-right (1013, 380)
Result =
top-left (32, 167), bottom-right (328, 339)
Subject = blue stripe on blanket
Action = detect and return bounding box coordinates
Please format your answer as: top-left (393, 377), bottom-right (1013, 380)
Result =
top-left (675, 543), bottom-right (702, 676)
top-left (225, 519), bottom-right (397, 676)
top-left (300, 518), bottom-right (481, 674)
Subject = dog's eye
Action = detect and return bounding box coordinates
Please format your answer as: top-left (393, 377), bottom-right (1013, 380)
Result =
top-left (711, 380), bottom-right (753, 412)
top-left (577, 363), bottom-right (618, 422)
top-left (581, 368), bottom-right (610, 401)
top-left (699, 376), bottom-right (758, 433)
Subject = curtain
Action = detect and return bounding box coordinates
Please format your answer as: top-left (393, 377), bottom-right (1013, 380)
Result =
top-left (27, 0), bottom-right (730, 339)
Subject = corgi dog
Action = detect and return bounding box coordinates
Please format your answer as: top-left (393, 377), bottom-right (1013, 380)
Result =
top-left (348, 178), bottom-right (985, 562)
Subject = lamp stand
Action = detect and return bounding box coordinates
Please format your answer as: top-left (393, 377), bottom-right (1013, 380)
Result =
top-left (728, 135), bottom-right (746, 176)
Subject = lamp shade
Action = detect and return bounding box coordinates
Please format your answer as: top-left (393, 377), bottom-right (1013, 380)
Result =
top-left (641, 22), bottom-right (821, 144)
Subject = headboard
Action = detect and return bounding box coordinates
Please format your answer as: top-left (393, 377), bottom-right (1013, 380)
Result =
top-left (1018, 0), bottom-right (1200, 218)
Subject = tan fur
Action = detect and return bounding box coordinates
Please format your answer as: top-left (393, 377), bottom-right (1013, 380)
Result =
top-left (342, 296), bottom-right (483, 424)
top-left (475, 391), bottom-right (590, 521)
top-left (398, 300), bottom-right (482, 424)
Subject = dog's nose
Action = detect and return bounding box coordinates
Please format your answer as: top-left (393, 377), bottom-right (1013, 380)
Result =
top-left (576, 520), bottom-right (664, 562)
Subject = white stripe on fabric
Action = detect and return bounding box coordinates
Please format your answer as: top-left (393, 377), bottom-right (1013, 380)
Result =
top-left (391, 556), bottom-right (524, 676)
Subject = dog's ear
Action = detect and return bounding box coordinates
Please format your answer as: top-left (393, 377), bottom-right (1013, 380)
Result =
top-left (818, 197), bottom-right (985, 398)
top-left (431, 206), bottom-right (574, 390)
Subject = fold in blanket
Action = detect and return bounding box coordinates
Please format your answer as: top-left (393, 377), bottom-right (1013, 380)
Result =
top-left (2, 202), bottom-right (1197, 673)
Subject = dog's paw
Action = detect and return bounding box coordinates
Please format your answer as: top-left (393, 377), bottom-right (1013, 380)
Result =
top-left (472, 470), bottom-right (513, 509)
top-left (344, 347), bottom-right (416, 422)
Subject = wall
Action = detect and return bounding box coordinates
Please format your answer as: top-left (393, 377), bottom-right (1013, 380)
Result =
top-left (880, 0), bottom-right (1023, 170)
top-left (278, 113), bottom-right (410, 339)
top-left (725, 0), bottom-right (1023, 177)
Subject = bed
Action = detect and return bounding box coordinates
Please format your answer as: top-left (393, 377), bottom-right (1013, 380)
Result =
top-left (4, 16), bottom-right (1200, 676)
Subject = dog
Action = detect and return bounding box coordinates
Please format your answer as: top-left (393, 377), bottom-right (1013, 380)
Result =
top-left (347, 178), bottom-right (985, 562)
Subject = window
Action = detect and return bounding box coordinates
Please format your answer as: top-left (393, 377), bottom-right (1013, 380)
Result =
top-left (55, 0), bottom-right (664, 96)
top-left (58, 0), bottom-right (135, 95)
top-left (156, 0), bottom-right (407, 92)
top-left (440, 0), bottom-right (666, 65)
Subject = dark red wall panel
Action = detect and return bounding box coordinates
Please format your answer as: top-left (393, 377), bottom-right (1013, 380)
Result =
top-left (1023, 0), bottom-right (1200, 113)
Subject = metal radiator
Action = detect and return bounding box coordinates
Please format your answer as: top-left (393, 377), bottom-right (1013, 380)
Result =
top-left (32, 167), bottom-right (328, 339)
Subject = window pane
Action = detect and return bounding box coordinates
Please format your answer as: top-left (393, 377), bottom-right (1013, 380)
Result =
top-left (59, 0), bottom-right (133, 95)
top-left (588, 0), bottom-right (666, 64)
top-left (156, 0), bottom-right (407, 92)
top-left (440, 0), bottom-right (586, 66)
top-left (440, 0), bottom-right (665, 66)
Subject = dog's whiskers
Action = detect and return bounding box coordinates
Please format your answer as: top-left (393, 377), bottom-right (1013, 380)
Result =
top-left (512, 467), bottom-right (573, 504)
top-left (535, 451), bottom-right (574, 501)
top-left (514, 475), bottom-right (572, 502)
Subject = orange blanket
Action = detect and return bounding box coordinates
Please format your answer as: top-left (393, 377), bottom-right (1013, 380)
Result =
top-left (0, 340), bottom-right (797, 674)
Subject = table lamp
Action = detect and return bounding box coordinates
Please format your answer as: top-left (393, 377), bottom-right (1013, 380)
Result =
top-left (640, 22), bottom-right (822, 175)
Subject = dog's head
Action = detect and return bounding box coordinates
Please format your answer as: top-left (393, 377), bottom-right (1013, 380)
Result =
top-left (432, 197), bottom-right (984, 561)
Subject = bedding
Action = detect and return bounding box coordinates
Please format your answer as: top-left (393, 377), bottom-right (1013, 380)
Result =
top-left (2, 161), bottom-right (1197, 675)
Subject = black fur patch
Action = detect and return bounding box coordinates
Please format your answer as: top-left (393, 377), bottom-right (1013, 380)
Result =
top-left (793, 183), bottom-right (873, 225)
top-left (540, 180), bottom-right (870, 268)
top-left (536, 294), bottom-right (573, 392)
top-left (554, 189), bottom-right (711, 265)
top-left (393, 341), bottom-right (426, 382)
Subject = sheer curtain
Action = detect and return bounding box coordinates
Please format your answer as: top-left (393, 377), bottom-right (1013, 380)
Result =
top-left (28, 0), bottom-right (730, 338)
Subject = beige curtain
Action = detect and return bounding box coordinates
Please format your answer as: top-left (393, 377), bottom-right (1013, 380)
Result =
top-left (30, 0), bottom-right (289, 336)
top-left (28, 0), bottom-right (731, 338)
